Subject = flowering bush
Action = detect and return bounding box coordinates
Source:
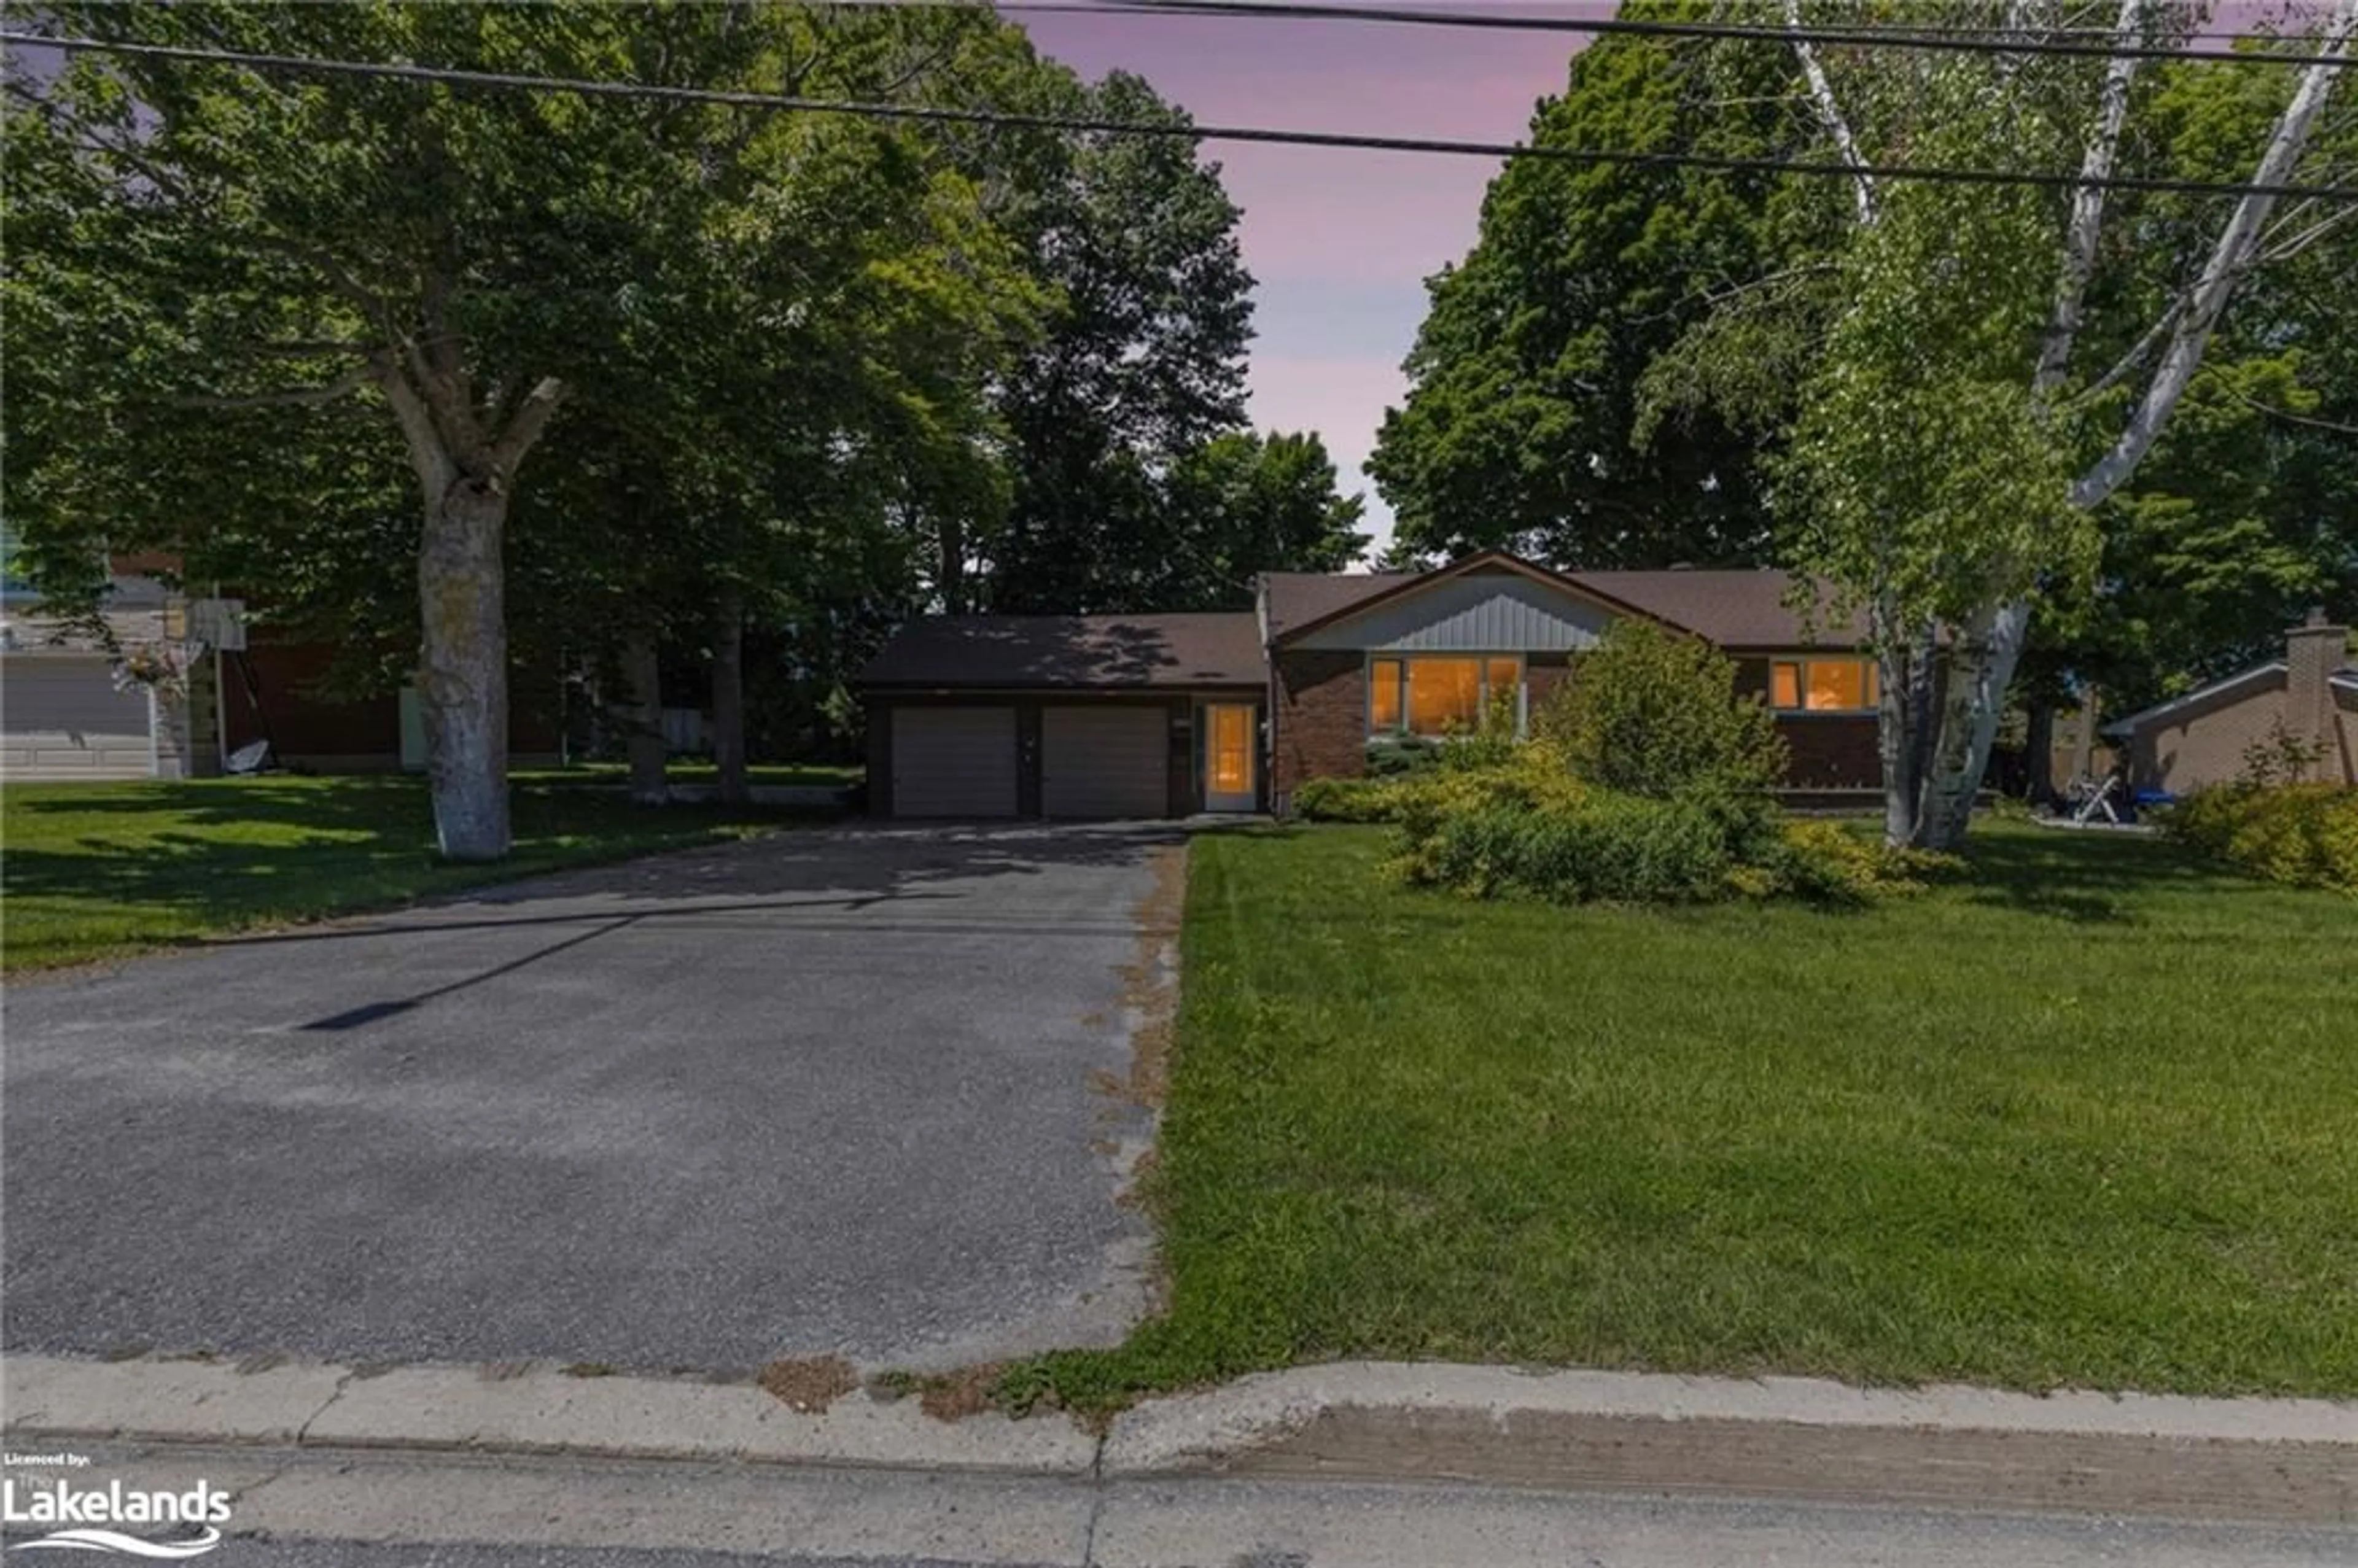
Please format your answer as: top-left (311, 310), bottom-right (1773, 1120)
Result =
top-left (2160, 783), bottom-right (2358, 895)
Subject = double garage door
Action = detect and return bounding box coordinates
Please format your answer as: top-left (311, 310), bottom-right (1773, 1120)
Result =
top-left (889, 704), bottom-right (1167, 818)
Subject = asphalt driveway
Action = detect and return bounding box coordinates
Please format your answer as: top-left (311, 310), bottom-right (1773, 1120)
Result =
top-left (1, 823), bottom-right (1181, 1372)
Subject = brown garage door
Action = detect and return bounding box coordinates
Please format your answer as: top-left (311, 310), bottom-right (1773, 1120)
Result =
top-left (1042, 705), bottom-right (1167, 818)
top-left (890, 705), bottom-right (1018, 817)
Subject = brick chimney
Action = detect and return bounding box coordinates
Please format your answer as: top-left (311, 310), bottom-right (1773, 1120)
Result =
top-left (2284, 607), bottom-right (2347, 781)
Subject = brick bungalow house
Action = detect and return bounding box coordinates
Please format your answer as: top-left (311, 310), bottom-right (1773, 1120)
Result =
top-left (2104, 610), bottom-right (2358, 796)
top-left (860, 551), bottom-right (1881, 818)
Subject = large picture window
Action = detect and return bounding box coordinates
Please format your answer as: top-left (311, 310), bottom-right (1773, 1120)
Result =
top-left (1369, 656), bottom-right (1522, 735)
top-left (1768, 658), bottom-right (1879, 712)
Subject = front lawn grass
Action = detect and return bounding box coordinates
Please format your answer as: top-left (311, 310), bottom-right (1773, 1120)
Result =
top-left (2, 774), bottom-right (795, 972)
top-left (1012, 821), bottom-right (2358, 1411)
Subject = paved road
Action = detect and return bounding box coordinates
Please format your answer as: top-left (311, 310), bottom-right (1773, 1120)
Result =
top-left (9, 1443), bottom-right (2352, 1567)
top-left (2, 824), bottom-right (1178, 1371)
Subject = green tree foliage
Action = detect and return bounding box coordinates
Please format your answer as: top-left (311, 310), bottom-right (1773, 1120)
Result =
top-left (976, 71), bottom-right (1258, 612)
top-left (1150, 432), bottom-right (1368, 609)
top-left (1369, 1), bottom-right (1821, 567)
top-left (1535, 619), bottom-right (1787, 804)
top-left (2, 2), bottom-right (1039, 847)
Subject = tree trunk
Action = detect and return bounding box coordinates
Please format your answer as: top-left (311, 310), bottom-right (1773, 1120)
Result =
top-left (620, 631), bottom-right (668, 805)
top-left (1877, 640), bottom-right (1920, 846)
top-left (1915, 599), bottom-right (2033, 850)
top-left (2024, 698), bottom-right (2057, 806)
top-left (711, 586), bottom-right (747, 805)
top-left (418, 479), bottom-right (512, 861)
top-left (938, 512), bottom-right (968, 615)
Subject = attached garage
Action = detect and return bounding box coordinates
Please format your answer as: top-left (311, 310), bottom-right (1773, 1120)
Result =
top-left (889, 705), bottom-right (1018, 817)
top-left (862, 611), bottom-right (1269, 820)
top-left (1042, 705), bottom-right (1167, 818)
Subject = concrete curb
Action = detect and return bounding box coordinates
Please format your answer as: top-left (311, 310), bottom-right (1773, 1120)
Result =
top-left (9, 1354), bottom-right (2356, 1521)
top-left (1100, 1362), bottom-right (2358, 1469)
top-left (1101, 1364), bottom-right (2358, 1523)
top-left (2, 1355), bottom-right (1097, 1475)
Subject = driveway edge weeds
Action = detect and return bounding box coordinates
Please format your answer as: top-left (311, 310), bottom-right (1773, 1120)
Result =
top-left (7, 1354), bottom-right (2356, 1521)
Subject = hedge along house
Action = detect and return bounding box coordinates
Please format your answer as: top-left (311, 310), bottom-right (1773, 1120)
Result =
top-left (860, 551), bottom-right (1881, 819)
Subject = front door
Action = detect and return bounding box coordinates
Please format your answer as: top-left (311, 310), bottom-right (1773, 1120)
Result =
top-left (1204, 702), bottom-right (1257, 812)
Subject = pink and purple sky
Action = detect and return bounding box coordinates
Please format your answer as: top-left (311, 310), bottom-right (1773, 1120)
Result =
top-left (1015, 2), bottom-right (1620, 545)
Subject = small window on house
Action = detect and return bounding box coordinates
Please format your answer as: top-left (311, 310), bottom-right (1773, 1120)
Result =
top-left (1769, 658), bottom-right (1878, 712)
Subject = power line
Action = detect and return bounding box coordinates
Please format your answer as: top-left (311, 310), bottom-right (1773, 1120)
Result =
top-left (961, 0), bottom-right (2357, 68)
top-left (10, 29), bottom-right (2355, 203)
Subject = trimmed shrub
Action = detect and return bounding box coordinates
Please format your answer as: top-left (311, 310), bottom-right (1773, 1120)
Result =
top-left (1292, 777), bottom-right (1405, 823)
top-left (2160, 783), bottom-right (2358, 894)
top-left (1395, 788), bottom-right (1733, 904)
top-left (1536, 619), bottom-right (1788, 808)
top-left (1756, 819), bottom-right (1964, 904)
top-left (1364, 734), bottom-right (1444, 777)
top-left (1385, 745), bottom-right (1945, 908)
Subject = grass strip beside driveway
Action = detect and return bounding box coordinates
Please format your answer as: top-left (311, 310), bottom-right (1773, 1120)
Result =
top-left (2, 774), bottom-right (796, 972)
top-left (1008, 822), bottom-right (2358, 1413)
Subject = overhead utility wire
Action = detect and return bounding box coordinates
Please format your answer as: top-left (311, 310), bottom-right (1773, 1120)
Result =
top-left (975, 1), bottom-right (2292, 45)
top-left (1008, 0), bottom-right (2354, 68)
top-left (10, 31), bottom-right (2355, 204)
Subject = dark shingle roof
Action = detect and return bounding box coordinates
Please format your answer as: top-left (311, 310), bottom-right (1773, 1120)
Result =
top-left (866, 560), bottom-right (1873, 691)
top-left (1574, 570), bottom-right (1866, 649)
top-left (1259, 571), bottom-right (1417, 640)
top-left (1259, 563), bottom-right (1865, 650)
top-left (862, 613), bottom-right (1265, 690)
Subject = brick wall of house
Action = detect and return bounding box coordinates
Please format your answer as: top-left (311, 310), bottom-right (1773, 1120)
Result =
top-left (1733, 658), bottom-right (1880, 791)
top-left (1272, 650), bottom-right (1366, 799)
top-left (1270, 647), bottom-right (1883, 797)
top-left (1775, 716), bottom-right (1881, 790)
top-left (224, 639), bottom-right (405, 766)
top-left (221, 637), bottom-right (562, 770)
top-left (2128, 685), bottom-right (2287, 796)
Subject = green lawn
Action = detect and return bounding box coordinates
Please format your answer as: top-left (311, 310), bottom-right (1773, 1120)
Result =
top-left (2, 774), bottom-right (801, 972)
top-left (1010, 821), bottom-right (2358, 1412)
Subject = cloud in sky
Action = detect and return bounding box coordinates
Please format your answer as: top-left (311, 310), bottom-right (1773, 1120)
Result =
top-left (1017, 2), bottom-right (1613, 545)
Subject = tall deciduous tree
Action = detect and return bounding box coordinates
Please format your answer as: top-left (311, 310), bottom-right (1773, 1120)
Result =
top-left (1761, 0), bottom-right (2356, 847)
top-left (5, 2), bottom-right (1040, 843)
top-left (6, 2), bottom-right (775, 856)
top-left (977, 71), bottom-right (1258, 613)
top-left (1370, 0), bottom-right (1817, 567)
top-left (1151, 431), bottom-right (1370, 609)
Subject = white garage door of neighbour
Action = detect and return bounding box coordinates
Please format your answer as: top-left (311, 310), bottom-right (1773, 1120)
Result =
top-left (891, 705), bottom-right (1018, 817)
top-left (0, 654), bottom-right (156, 780)
top-left (1042, 705), bottom-right (1167, 818)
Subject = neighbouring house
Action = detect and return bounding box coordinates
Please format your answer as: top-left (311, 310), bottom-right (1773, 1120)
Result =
top-left (1, 564), bottom-right (200, 781)
top-left (2105, 611), bottom-right (2358, 796)
top-left (1, 550), bottom-right (562, 782)
top-left (859, 550), bottom-right (1883, 818)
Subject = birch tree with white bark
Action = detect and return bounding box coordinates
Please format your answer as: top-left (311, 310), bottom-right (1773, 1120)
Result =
top-left (1770, 0), bottom-right (2356, 848)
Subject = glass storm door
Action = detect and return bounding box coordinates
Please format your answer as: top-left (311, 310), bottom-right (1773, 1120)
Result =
top-left (1204, 703), bottom-right (1257, 812)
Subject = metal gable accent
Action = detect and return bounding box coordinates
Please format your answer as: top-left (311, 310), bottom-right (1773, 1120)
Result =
top-left (1287, 569), bottom-right (1619, 652)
